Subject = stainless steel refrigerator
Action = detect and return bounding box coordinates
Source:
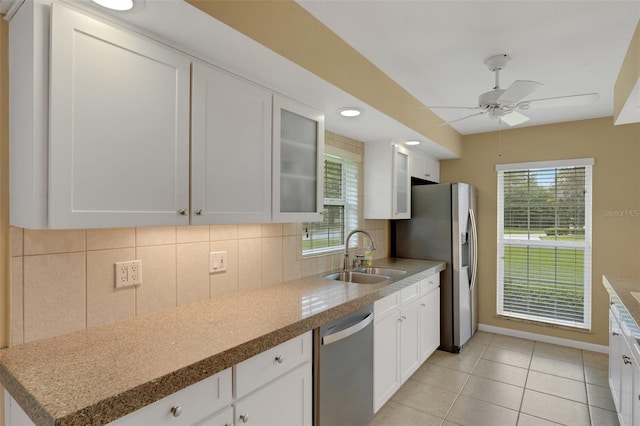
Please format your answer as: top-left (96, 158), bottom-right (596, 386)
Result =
top-left (394, 183), bottom-right (478, 353)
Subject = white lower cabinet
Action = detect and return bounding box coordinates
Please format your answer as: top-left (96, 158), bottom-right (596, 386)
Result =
top-left (234, 363), bottom-right (312, 426)
top-left (373, 294), bottom-right (401, 411)
top-left (608, 303), bottom-right (640, 426)
top-left (233, 331), bottom-right (313, 425)
top-left (419, 284), bottom-right (441, 362)
top-left (374, 274), bottom-right (441, 412)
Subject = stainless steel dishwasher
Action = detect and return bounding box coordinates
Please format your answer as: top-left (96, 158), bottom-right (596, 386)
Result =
top-left (314, 304), bottom-right (374, 426)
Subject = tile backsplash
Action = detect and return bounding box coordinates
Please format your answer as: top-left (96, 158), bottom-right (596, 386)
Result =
top-left (10, 221), bottom-right (389, 345)
top-left (9, 131), bottom-right (385, 345)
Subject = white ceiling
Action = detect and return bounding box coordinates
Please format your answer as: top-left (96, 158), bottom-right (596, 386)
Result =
top-left (24, 0), bottom-right (640, 158)
top-left (298, 0), bottom-right (640, 135)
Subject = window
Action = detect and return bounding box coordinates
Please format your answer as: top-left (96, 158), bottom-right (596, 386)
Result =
top-left (496, 159), bottom-right (593, 329)
top-left (302, 153), bottom-right (358, 255)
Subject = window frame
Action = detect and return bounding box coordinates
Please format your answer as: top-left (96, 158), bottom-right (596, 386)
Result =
top-left (496, 158), bottom-right (593, 330)
top-left (302, 147), bottom-right (359, 257)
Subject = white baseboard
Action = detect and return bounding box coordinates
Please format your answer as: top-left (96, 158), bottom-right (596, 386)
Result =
top-left (478, 323), bottom-right (608, 354)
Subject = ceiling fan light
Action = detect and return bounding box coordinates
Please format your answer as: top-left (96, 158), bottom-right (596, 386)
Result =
top-left (499, 110), bottom-right (530, 126)
top-left (91, 0), bottom-right (133, 10)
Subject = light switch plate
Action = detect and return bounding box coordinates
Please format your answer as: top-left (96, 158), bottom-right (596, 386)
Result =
top-left (210, 251), bottom-right (227, 273)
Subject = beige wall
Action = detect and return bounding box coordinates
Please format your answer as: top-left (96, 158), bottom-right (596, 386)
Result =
top-left (441, 117), bottom-right (640, 346)
top-left (8, 132), bottom-right (389, 345)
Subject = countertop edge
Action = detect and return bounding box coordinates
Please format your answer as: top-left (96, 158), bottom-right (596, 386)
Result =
top-left (2, 259), bottom-right (446, 425)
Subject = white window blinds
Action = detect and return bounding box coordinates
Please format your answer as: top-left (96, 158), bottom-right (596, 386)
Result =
top-left (302, 154), bottom-right (358, 255)
top-left (496, 159), bottom-right (593, 329)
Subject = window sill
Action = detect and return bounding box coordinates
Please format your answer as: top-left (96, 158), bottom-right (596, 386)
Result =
top-left (495, 314), bottom-right (593, 334)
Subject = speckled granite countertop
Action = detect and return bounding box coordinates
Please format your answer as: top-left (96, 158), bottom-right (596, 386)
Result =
top-left (0, 258), bottom-right (445, 426)
top-left (602, 275), bottom-right (640, 338)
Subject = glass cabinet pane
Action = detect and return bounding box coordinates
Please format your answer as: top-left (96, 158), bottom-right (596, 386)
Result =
top-left (395, 150), bottom-right (409, 214)
top-left (280, 109), bottom-right (318, 213)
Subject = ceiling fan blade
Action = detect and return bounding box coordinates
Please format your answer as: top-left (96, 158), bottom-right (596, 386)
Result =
top-left (517, 93), bottom-right (600, 110)
top-left (424, 106), bottom-right (481, 110)
top-left (438, 111), bottom-right (488, 126)
top-left (499, 110), bottom-right (530, 127)
top-left (498, 80), bottom-right (543, 105)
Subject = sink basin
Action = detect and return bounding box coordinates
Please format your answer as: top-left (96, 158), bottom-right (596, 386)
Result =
top-left (352, 267), bottom-right (407, 277)
top-left (324, 271), bottom-right (390, 284)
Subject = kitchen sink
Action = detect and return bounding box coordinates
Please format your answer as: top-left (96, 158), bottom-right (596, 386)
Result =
top-left (352, 267), bottom-right (407, 277)
top-left (324, 271), bottom-right (390, 284)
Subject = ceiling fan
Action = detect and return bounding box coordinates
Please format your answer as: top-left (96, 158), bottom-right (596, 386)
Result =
top-left (429, 54), bottom-right (600, 127)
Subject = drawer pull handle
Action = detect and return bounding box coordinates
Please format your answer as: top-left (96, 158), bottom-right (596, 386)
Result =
top-left (240, 414), bottom-right (249, 423)
top-left (275, 355), bottom-right (284, 364)
top-left (170, 406), bottom-right (182, 417)
top-left (402, 315), bottom-right (407, 320)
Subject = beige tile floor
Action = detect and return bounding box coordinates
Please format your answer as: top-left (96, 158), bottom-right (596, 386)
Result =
top-left (371, 331), bottom-right (619, 426)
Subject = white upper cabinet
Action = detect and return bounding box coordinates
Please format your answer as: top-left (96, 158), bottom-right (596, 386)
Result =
top-left (409, 149), bottom-right (440, 183)
top-left (9, 2), bottom-right (325, 229)
top-left (48, 3), bottom-right (191, 228)
top-left (364, 142), bottom-right (411, 219)
top-left (272, 95), bottom-right (324, 223)
top-left (191, 61), bottom-right (272, 224)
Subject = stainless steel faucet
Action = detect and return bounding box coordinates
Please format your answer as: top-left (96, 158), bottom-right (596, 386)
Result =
top-left (344, 229), bottom-right (376, 271)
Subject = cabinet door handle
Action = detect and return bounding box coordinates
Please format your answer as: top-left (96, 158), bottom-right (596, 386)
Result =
top-left (195, 209), bottom-right (204, 216)
top-left (170, 406), bottom-right (182, 417)
top-left (612, 331), bottom-right (619, 336)
top-left (275, 355), bottom-right (284, 364)
top-left (178, 209), bottom-right (188, 216)
top-left (421, 303), bottom-right (426, 307)
top-left (623, 355), bottom-right (633, 365)
top-left (240, 414), bottom-right (249, 423)
top-left (397, 317), bottom-right (403, 322)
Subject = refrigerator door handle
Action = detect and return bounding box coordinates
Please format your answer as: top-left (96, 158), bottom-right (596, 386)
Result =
top-left (469, 208), bottom-right (478, 290)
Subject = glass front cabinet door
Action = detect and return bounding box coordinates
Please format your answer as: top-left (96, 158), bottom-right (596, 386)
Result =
top-left (272, 96), bottom-right (324, 222)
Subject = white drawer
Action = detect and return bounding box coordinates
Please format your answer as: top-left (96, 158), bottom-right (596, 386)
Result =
top-left (374, 293), bottom-right (399, 320)
top-left (234, 331), bottom-right (312, 398)
top-left (400, 282), bottom-right (420, 305)
top-left (420, 272), bottom-right (440, 295)
top-left (108, 368), bottom-right (232, 426)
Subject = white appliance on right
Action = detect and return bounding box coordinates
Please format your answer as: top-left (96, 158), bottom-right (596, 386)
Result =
top-left (394, 183), bottom-right (478, 353)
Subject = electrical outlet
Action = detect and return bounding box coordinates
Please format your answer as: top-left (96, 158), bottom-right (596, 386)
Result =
top-left (115, 260), bottom-right (142, 288)
top-left (210, 251), bottom-right (227, 273)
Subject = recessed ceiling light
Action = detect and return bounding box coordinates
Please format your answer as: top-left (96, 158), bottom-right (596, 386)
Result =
top-left (338, 107), bottom-right (362, 117)
top-left (91, 0), bottom-right (134, 11)
top-left (405, 140), bottom-right (421, 146)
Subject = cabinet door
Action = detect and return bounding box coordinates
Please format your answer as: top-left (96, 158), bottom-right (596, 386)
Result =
top-left (48, 4), bottom-right (190, 228)
top-left (392, 145), bottom-right (411, 219)
top-left (374, 312), bottom-right (400, 412)
top-left (272, 95), bottom-right (324, 222)
top-left (191, 62), bottom-right (272, 224)
top-left (621, 333), bottom-right (633, 426)
top-left (234, 363), bottom-right (312, 426)
top-left (400, 298), bottom-right (421, 382)
top-left (610, 308), bottom-right (623, 412)
top-left (419, 287), bottom-right (441, 362)
top-left (633, 357), bottom-right (640, 426)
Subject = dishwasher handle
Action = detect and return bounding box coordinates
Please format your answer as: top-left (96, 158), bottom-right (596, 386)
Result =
top-left (322, 312), bottom-right (374, 346)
